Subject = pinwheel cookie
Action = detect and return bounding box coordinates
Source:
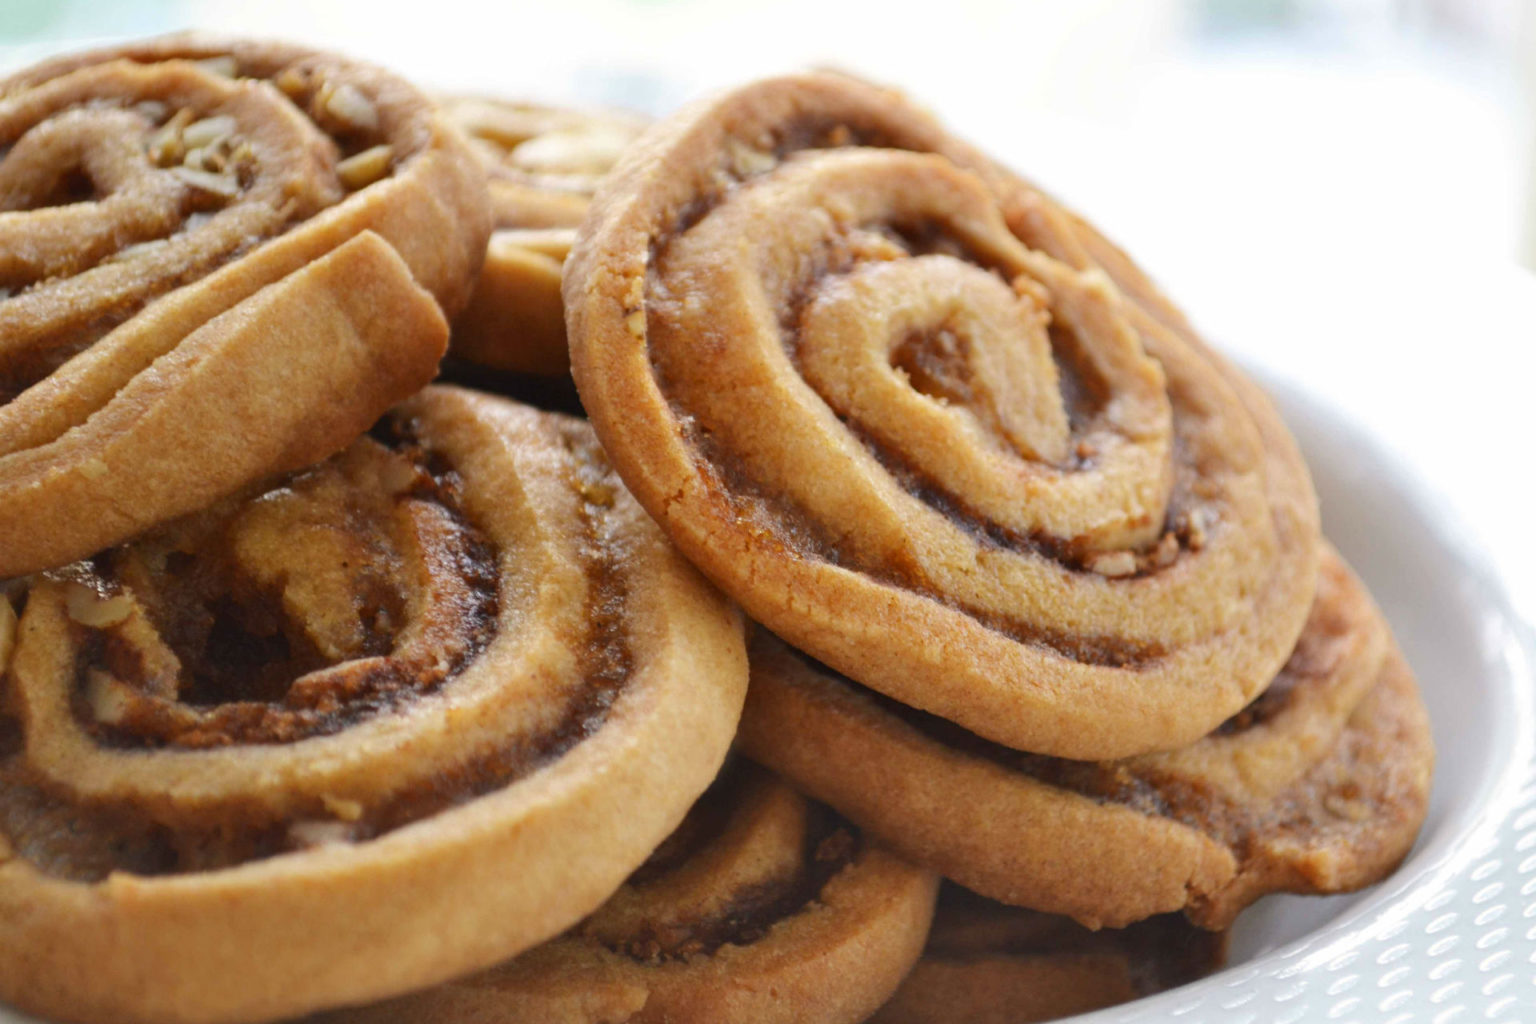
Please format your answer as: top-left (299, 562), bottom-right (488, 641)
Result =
top-left (869, 884), bottom-right (1226, 1024)
top-left (0, 35), bottom-right (491, 578)
top-left (0, 388), bottom-right (747, 1024)
top-left (741, 547), bottom-right (1433, 928)
top-left (443, 97), bottom-right (646, 374)
top-left (324, 760), bottom-right (937, 1024)
top-left (565, 71), bottom-right (1319, 759)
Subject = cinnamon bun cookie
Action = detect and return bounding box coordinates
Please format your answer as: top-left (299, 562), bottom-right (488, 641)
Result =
top-left (443, 97), bottom-right (646, 374)
top-left (0, 35), bottom-right (491, 578)
top-left (0, 388), bottom-right (746, 1024)
top-left (323, 761), bottom-right (936, 1024)
top-left (869, 884), bottom-right (1225, 1024)
top-left (740, 547), bottom-right (1433, 929)
top-left (564, 72), bottom-right (1319, 759)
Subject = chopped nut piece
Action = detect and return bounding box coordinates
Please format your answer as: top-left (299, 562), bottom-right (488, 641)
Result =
top-left (84, 669), bottom-right (133, 725)
top-left (1323, 793), bottom-right (1371, 822)
top-left (79, 458), bottom-right (109, 479)
top-left (181, 114), bottom-right (236, 150)
top-left (322, 795), bottom-right (365, 822)
top-left (171, 166), bottom-right (241, 197)
top-left (379, 453), bottom-right (421, 495)
top-left (145, 107), bottom-right (194, 166)
top-left (725, 138), bottom-right (777, 177)
top-left (1088, 551), bottom-right (1137, 578)
top-left (324, 82), bottom-right (380, 132)
top-left (1184, 507), bottom-right (1211, 551)
top-left (195, 55), bottom-right (239, 78)
top-left (335, 144), bottom-right (393, 190)
top-left (578, 478), bottom-right (616, 508)
top-left (274, 66), bottom-right (307, 98)
top-left (1152, 532), bottom-right (1180, 568)
top-left (65, 584), bottom-right (135, 628)
top-left (289, 820), bottom-right (355, 848)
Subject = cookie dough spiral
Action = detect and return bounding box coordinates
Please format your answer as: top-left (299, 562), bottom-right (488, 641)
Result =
top-left (0, 388), bottom-right (747, 1024)
top-left (565, 72), bottom-right (1319, 758)
top-left (324, 761), bottom-right (937, 1024)
top-left (0, 35), bottom-right (491, 578)
top-left (443, 97), bottom-right (646, 374)
top-left (742, 547), bottom-right (1434, 928)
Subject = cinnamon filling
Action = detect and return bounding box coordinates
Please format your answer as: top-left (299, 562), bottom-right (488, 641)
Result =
top-left (64, 425), bottom-right (497, 748)
top-left (0, 414), bottom-right (638, 881)
top-left (589, 764), bottom-right (861, 964)
top-left (642, 120), bottom-right (1211, 669)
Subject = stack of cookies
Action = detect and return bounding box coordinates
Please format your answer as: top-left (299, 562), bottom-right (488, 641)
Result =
top-left (0, 36), bottom-right (1434, 1024)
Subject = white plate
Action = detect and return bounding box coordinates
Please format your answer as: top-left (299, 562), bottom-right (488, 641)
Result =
top-left (1074, 370), bottom-right (1536, 1023)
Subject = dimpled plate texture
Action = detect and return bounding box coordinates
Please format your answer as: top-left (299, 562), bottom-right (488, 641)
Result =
top-left (1072, 374), bottom-right (1536, 1024)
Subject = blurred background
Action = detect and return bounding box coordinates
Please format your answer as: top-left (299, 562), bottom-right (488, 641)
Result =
top-left (4, 0), bottom-right (1534, 609)
top-left (2, 0), bottom-right (1530, 270)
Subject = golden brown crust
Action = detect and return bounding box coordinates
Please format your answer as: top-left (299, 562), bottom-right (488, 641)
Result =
top-left (321, 762), bottom-right (937, 1024)
top-left (0, 387), bottom-right (747, 1024)
top-left (0, 34), bottom-right (492, 577)
top-left (740, 546), bottom-right (1433, 928)
top-left (868, 884), bottom-right (1226, 1024)
top-left (442, 98), bottom-right (647, 374)
top-left (564, 71), bottom-right (1319, 759)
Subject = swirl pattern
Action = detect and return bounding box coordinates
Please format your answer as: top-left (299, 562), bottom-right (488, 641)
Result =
top-left (869, 884), bottom-right (1226, 1024)
top-left (324, 760), bottom-right (937, 1024)
top-left (443, 97), bottom-right (646, 374)
top-left (565, 72), bottom-right (1319, 758)
top-left (0, 387), bottom-right (747, 1024)
top-left (0, 35), bottom-right (491, 578)
top-left (741, 547), bottom-right (1434, 929)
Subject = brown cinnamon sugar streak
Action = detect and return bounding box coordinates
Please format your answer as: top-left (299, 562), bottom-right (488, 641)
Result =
top-left (0, 35), bottom-right (492, 577)
top-left (0, 388), bottom-right (748, 1024)
top-left (321, 761), bottom-right (937, 1024)
top-left (740, 546), bottom-right (1434, 929)
top-left (565, 72), bottom-right (1320, 759)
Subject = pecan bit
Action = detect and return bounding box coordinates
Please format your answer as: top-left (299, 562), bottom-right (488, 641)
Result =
top-left (146, 107), bottom-right (195, 166)
top-left (336, 144), bottom-right (393, 191)
top-left (322, 794), bottom-right (365, 822)
top-left (321, 82), bottom-right (380, 132)
top-left (181, 114), bottom-right (236, 151)
top-left (194, 55), bottom-right (239, 79)
top-left (171, 166), bottom-right (241, 198)
top-left (64, 583), bottom-right (134, 628)
top-left (289, 820), bottom-right (356, 849)
top-left (1088, 551), bottom-right (1137, 578)
top-left (84, 670), bottom-right (134, 725)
